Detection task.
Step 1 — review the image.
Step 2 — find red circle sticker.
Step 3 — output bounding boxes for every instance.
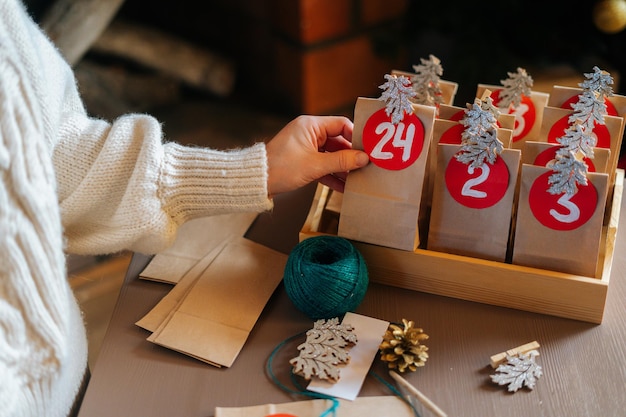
[449,110,465,122]
[547,115,611,149]
[265,415,298,417]
[528,171,598,231]
[362,108,425,170]
[440,123,464,144]
[533,146,597,172]
[561,94,618,116]
[445,154,510,209]
[491,89,536,142]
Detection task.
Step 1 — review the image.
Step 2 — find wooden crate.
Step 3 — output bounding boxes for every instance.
[300,170,624,324]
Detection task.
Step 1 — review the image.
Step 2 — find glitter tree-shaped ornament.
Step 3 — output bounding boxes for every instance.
[411,54,444,109]
[455,93,504,168]
[379,73,417,124]
[548,67,613,196]
[497,67,534,109]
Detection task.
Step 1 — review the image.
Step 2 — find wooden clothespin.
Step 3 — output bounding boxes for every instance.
[480,88,492,102]
[490,341,540,368]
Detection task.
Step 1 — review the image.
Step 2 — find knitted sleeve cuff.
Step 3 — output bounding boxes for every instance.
[159,142,274,223]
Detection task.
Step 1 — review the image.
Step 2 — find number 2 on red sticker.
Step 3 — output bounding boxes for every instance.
[528,171,598,231]
[445,155,509,209]
[362,108,425,170]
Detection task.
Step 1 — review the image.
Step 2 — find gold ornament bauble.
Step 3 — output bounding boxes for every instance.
[593,0,626,34]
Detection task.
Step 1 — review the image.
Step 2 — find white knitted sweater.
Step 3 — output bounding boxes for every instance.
[0,1,273,416]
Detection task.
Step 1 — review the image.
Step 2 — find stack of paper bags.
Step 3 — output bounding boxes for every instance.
[136,213,288,368]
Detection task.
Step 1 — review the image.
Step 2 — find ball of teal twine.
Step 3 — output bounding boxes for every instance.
[283,236,368,320]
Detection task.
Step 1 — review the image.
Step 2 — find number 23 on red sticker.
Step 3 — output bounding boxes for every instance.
[529,171,597,231]
[362,108,425,170]
[445,155,509,209]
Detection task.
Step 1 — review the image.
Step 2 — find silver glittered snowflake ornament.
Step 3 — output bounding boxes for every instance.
[378,73,416,124]
[490,350,543,392]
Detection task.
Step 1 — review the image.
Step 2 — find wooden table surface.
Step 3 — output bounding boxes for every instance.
[78,182,626,417]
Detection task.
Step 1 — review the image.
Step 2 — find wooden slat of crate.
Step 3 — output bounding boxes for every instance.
[300,170,623,324]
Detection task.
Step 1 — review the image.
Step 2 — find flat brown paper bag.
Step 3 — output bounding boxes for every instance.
[139,212,257,284]
[135,241,227,332]
[215,396,416,417]
[148,236,287,368]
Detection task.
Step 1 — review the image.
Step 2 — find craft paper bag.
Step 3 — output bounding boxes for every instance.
[477,84,550,148]
[438,103,516,131]
[338,97,436,251]
[148,236,287,367]
[539,105,624,187]
[215,396,416,417]
[425,119,513,218]
[427,143,521,262]
[522,141,611,175]
[139,212,257,284]
[135,240,228,332]
[548,84,626,118]
[391,69,458,106]
[512,164,609,277]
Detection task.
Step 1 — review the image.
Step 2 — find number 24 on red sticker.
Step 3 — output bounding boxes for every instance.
[362,108,425,170]
[445,156,509,209]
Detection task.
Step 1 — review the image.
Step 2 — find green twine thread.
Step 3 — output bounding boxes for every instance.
[283,236,368,320]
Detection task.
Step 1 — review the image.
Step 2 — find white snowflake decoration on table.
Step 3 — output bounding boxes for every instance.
[548,67,613,196]
[497,67,533,109]
[379,74,416,124]
[490,350,543,392]
[411,54,444,108]
[455,95,503,168]
[289,317,357,382]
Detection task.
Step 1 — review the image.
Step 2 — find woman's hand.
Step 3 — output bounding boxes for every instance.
[266,115,370,196]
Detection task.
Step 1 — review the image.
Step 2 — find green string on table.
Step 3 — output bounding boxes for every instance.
[266,333,421,417]
[265,332,339,417]
[283,236,368,320]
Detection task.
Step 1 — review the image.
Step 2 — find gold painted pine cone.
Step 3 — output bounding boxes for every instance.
[379,318,429,372]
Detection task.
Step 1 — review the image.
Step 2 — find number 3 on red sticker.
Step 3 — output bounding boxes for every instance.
[529,171,597,231]
[362,108,425,170]
[445,155,509,209]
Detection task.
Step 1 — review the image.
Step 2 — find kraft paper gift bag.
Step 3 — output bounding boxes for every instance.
[425,119,514,217]
[215,396,416,417]
[338,97,436,251]
[135,240,228,332]
[438,103,516,131]
[512,164,609,277]
[147,236,287,367]
[522,141,611,174]
[548,84,626,118]
[391,69,458,106]
[139,212,257,284]
[427,143,521,262]
[477,84,550,148]
[539,105,624,186]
